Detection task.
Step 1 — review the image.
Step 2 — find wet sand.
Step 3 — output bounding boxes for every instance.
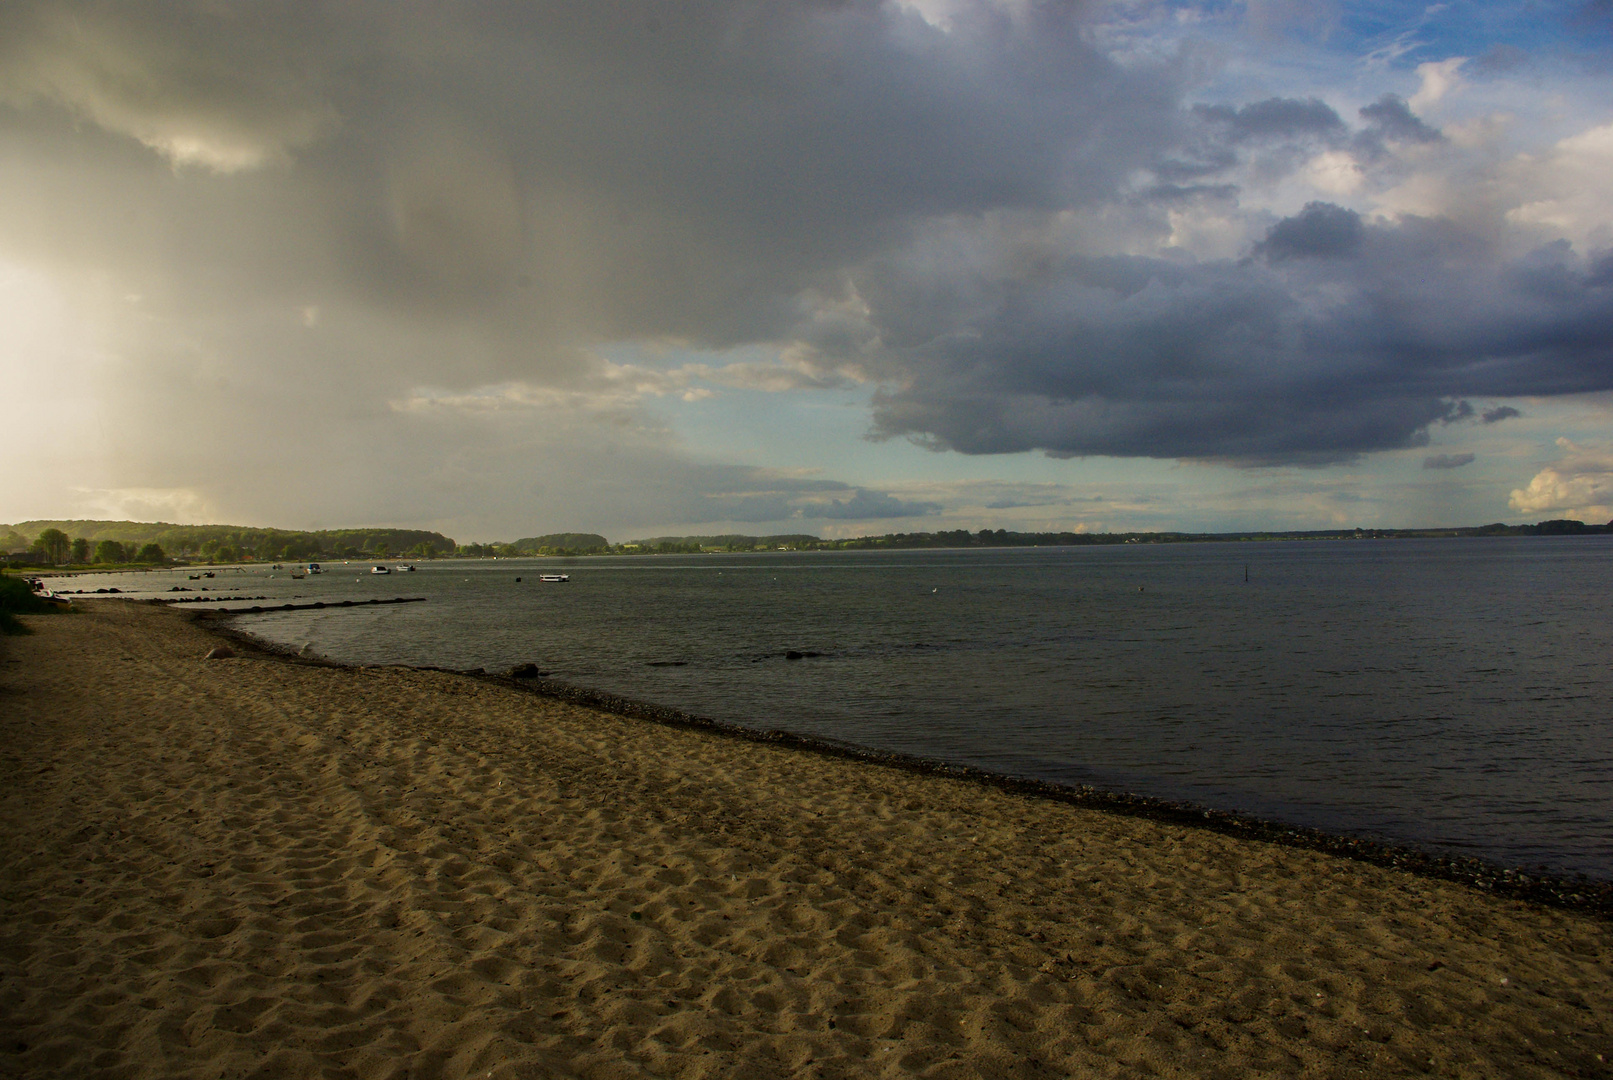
[2,601,1609,1079]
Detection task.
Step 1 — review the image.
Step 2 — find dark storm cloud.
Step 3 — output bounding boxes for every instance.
[1357,95,1443,145]
[1254,202,1364,261]
[1155,96,1345,182]
[854,210,1613,464]
[1349,94,1443,166]
[1423,453,1476,470]
[1193,97,1345,141]
[1482,405,1522,423]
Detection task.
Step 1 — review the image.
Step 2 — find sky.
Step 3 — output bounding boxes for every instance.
[2,1,1611,543]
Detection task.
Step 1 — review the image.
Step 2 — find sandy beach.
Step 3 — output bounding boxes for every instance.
[2,601,1609,1079]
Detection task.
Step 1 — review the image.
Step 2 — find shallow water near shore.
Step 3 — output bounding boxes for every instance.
[77,537,1613,878]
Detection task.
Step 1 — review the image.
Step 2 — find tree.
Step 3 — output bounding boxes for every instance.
[373,541,391,558]
[70,537,91,563]
[93,540,126,564]
[35,528,70,565]
[134,543,167,564]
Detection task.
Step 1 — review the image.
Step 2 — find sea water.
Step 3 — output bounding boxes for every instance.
[78,538,1613,878]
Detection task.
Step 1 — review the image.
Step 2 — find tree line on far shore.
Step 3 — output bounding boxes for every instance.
[2,521,459,568]
[11,528,170,568]
[1,522,622,566]
[6,517,1611,570]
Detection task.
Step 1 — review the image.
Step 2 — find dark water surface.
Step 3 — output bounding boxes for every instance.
[87,538,1613,878]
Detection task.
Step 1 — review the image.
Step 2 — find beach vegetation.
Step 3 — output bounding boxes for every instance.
[0,574,59,634]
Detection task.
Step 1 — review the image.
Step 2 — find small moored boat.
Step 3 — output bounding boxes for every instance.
[28,581,71,607]
[370,565,391,574]
[538,574,570,583]
[396,564,416,572]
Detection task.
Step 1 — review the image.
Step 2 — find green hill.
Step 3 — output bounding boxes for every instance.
[3,520,457,562]
[506,533,610,555]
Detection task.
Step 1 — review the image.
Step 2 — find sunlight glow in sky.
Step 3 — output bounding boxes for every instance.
[2,1,1611,541]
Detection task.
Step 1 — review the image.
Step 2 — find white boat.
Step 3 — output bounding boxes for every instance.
[370,565,391,574]
[28,581,71,607]
[396,564,416,572]
[306,563,324,574]
[538,573,570,582]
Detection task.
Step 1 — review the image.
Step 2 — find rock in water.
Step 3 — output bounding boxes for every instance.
[510,663,541,679]
[204,646,235,660]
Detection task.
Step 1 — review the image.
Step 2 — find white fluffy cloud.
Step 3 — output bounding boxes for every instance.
[1504,124,1613,250]
[1509,438,1613,522]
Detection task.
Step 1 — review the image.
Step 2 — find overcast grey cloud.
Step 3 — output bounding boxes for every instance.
[1,1,1610,536]
[817,488,942,519]
[0,0,1185,388]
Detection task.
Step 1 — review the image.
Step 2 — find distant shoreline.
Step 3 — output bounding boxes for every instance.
[9,520,1613,574]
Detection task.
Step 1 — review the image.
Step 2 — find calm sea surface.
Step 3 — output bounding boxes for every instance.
[80,538,1612,878]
